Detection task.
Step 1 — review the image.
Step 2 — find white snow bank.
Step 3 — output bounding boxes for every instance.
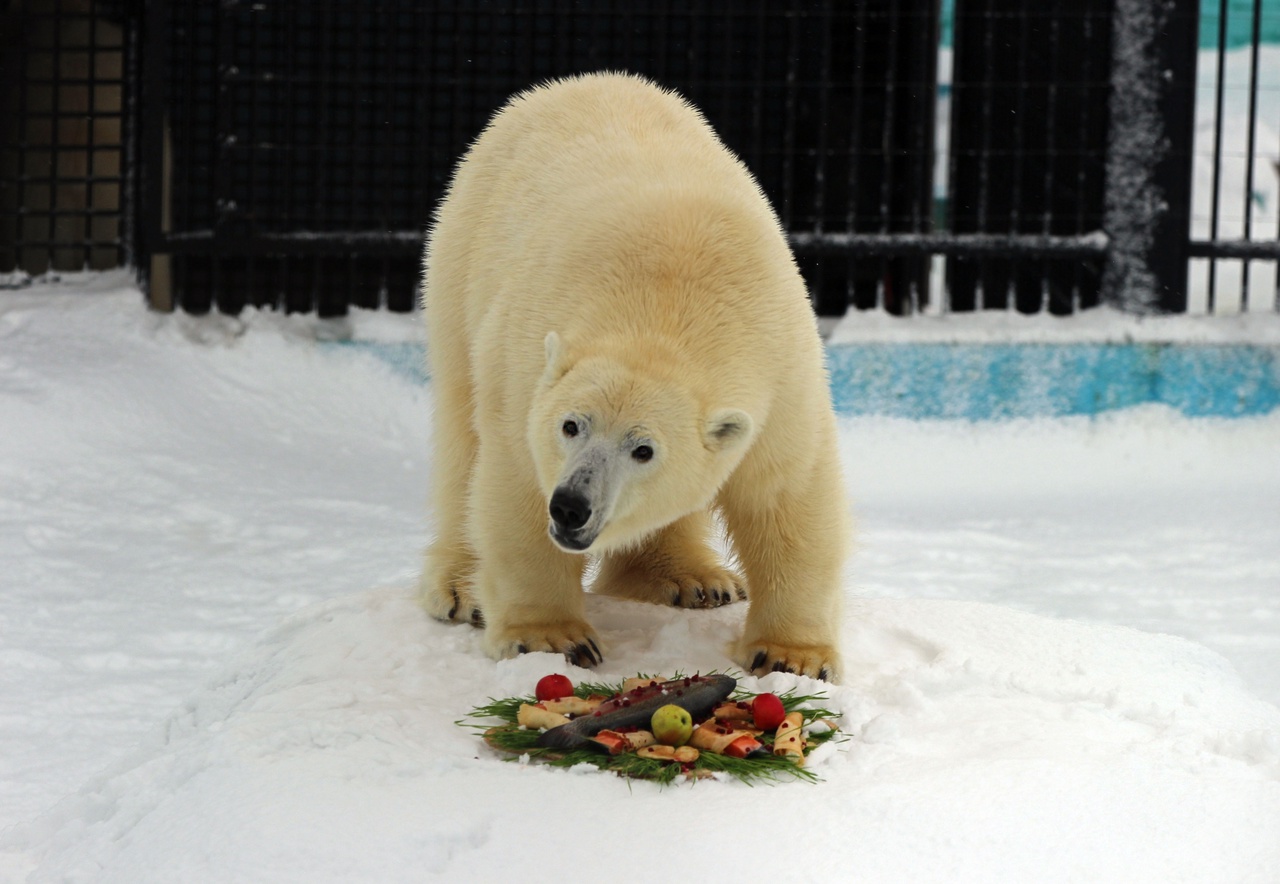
[1,274,1278,880]
[6,588,1279,882]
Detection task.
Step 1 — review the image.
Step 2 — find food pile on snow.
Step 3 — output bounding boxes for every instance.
[466,673,840,784]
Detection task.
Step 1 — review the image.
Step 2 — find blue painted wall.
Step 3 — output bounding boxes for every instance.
[338,340,1280,420]
[826,343,1280,419]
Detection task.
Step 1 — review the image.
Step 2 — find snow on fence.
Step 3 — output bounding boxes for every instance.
[2,0,1279,318]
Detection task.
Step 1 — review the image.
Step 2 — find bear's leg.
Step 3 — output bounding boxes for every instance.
[419,381,482,625]
[468,445,603,667]
[721,446,845,682]
[594,510,746,608]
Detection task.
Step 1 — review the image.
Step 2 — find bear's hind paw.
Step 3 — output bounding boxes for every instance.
[740,641,839,683]
[662,573,747,609]
[595,562,747,610]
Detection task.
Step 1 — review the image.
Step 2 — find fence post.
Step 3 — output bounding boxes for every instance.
[137,0,172,310]
[1101,0,1200,313]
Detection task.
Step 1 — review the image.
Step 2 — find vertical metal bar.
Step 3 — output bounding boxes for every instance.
[138,0,171,304]
[975,0,996,309]
[845,0,867,237]
[907,0,940,312]
[311,1,332,314]
[1008,2,1031,310]
[1240,0,1263,311]
[1071,4,1100,313]
[1207,0,1230,313]
[879,0,900,236]
[931,0,953,314]
[878,0,902,312]
[1009,7,1029,234]
[47,0,64,270]
[812,0,832,237]
[781,4,798,231]
[247,0,264,306]
[807,1,832,312]
[280,3,296,306]
[1040,0,1063,313]
[687,0,702,96]
[212,0,236,311]
[376,4,397,309]
[943,0,964,313]
[84,0,98,269]
[179,1,196,238]
[180,0,202,309]
[750,2,765,180]
[1044,0,1064,242]
[719,0,731,133]
[121,0,139,272]
[14,0,31,273]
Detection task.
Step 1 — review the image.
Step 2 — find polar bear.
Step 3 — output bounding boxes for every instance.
[419,73,848,680]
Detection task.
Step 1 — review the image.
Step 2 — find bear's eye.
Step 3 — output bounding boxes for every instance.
[631,445,653,463]
[562,420,579,438]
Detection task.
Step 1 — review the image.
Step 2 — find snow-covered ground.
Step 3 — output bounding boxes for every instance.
[1,273,1278,881]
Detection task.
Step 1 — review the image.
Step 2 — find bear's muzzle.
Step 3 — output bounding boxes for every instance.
[549,488,594,551]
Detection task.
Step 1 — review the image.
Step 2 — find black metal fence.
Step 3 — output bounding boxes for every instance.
[3,0,1279,317]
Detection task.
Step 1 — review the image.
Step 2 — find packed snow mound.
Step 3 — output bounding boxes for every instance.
[12,588,1280,883]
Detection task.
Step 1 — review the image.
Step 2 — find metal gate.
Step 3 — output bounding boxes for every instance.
[3,0,1279,317]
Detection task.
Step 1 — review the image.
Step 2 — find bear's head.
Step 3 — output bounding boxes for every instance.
[530,332,754,554]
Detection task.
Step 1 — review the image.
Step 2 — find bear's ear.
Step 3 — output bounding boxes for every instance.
[704,408,753,452]
[543,331,572,382]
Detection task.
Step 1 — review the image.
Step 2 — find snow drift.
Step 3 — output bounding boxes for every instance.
[10,587,1280,882]
[1,274,1278,881]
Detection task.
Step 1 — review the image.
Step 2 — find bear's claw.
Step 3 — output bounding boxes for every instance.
[742,642,839,683]
[438,592,483,628]
[489,623,604,668]
[664,575,745,609]
[594,553,746,610]
[422,579,484,627]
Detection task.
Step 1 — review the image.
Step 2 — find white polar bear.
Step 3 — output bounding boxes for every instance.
[419,72,848,680]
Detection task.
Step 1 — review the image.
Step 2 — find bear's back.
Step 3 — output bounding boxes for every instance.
[427,72,819,424]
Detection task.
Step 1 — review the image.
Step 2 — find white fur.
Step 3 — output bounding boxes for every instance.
[419,73,849,680]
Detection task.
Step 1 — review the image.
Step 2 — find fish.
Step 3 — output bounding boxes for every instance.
[536,673,737,751]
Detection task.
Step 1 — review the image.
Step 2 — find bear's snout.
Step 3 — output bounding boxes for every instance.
[549,488,592,533]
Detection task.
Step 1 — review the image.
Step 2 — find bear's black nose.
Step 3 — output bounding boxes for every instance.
[549,489,592,532]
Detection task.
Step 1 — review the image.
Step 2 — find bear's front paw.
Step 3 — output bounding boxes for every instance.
[486,621,604,668]
[420,578,484,628]
[739,640,839,683]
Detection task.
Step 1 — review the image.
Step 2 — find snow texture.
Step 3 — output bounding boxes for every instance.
[1,273,1278,881]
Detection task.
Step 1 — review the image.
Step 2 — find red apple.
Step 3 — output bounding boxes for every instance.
[751,692,786,730]
[535,674,574,701]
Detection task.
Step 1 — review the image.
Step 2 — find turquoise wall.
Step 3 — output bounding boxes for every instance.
[826,343,1280,419]
[340,340,1280,420]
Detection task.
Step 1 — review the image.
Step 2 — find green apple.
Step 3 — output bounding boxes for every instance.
[650,704,694,746]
